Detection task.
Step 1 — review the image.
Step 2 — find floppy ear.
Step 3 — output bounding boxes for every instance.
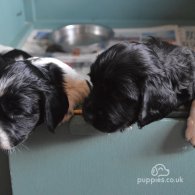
[44,91,69,132]
[42,63,69,132]
[137,77,177,127]
[2,49,31,61]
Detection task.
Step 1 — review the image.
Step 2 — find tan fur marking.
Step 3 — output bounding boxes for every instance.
[62,77,90,122]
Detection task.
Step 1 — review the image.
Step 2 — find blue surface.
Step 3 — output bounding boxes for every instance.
[9,117,195,195]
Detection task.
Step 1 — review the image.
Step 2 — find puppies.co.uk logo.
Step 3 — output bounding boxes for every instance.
[137,164,184,185]
[151,164,170,177]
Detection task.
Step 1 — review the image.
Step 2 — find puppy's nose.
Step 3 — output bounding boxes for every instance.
[87,112,94,121]
[84,111,94,123]
[83,98,94,122]
[83,105,94,123]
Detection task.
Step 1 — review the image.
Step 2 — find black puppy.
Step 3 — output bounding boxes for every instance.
[0,50,90,150]
[83,38,195,135]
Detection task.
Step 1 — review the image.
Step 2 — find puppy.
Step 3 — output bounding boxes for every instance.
[83,38,195,145]
[0,50,90,150]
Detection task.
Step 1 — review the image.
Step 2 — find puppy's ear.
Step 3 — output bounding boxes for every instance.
[137,77,177,127]
[44,91,69,132]
[3,49,31,61]
[42,63,69,132]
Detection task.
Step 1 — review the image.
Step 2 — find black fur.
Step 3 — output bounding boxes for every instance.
[0,49,31,63]
[83,38,195,132]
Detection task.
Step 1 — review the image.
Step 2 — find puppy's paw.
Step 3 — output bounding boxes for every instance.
[185,117,195,146]
[185,100,195,146]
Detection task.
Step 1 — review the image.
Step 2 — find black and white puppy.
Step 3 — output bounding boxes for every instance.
[83,38,195,141]
[0,50,90,150]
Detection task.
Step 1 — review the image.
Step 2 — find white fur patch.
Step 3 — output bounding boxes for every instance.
[0,127,11,150]
[29,57,81,79]
[15,55,26,61]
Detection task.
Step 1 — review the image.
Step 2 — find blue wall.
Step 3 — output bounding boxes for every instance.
[0,0,31,46]
[1,0,195,45]
[24,0,195,28]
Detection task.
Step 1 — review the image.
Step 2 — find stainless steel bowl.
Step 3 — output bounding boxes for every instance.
[50,24,114,52]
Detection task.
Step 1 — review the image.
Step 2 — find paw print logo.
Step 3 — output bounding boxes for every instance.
[151,164,170,177]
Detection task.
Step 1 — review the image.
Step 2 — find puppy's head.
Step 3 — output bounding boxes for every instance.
[83,43,143,132]
[83,41,178,132]
[0,58,69,150]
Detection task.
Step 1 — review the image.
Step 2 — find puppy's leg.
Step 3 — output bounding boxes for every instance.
[185,100,195,146]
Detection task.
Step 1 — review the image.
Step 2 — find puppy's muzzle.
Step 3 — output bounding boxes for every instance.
[83,100,94,124]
